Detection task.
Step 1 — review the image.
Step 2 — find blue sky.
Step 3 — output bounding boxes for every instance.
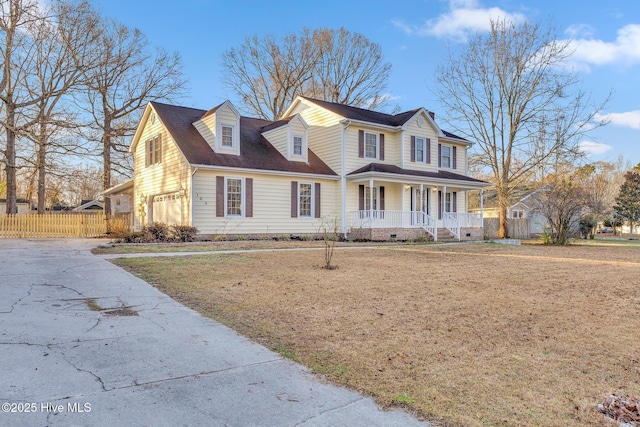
[94,0,640,166]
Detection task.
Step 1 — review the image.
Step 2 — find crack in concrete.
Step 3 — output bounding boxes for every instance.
[36,283,85,298]
[292,397,367,426]
[0,284,34,314]
[54,347,107,392]
[106,357,284,392]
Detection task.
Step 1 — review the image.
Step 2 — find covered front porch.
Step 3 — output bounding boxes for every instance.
[345,166,488,241]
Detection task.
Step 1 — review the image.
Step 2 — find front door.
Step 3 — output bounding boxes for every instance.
[411,187,429,224]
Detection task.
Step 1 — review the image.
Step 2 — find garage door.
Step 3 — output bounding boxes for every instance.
[151,193,181,225]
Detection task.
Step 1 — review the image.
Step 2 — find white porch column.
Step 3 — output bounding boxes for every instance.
[369,178,374,227]
[480,188,484,223]
[419,183,424,213]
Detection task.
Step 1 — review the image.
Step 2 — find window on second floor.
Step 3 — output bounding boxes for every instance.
[438,144,458,169]
[221,125,234,147]
[441,145,451,168]
[416,137,425,163]
[293,135,304,156]
[145,135,162,167]
[365,132,377,159]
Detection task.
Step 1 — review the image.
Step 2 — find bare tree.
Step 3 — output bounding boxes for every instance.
[0,0,41,213]
[83,17,186,220]
[534,175,587,245]
[222,27,392,120]
[435,18,608,238]
[20,0,99,213]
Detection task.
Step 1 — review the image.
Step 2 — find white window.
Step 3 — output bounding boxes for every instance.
[416,137,425,163]
[512,210,524,219]
[145,135,162,167]
[221,125,234,147]
[293,135,303,156]
[225,178,243,216]
[441,145,451,168]
[299,182,313,217]
[365,132,378,159]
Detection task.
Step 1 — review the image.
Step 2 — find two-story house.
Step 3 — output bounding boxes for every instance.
[114,96,489,241]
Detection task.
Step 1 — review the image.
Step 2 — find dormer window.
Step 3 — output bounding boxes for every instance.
[293,135,303,156]
[221,125,234,147]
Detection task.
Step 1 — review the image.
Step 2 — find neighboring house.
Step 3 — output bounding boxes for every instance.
[74,199,104,212]
[470,187,547,234]
[102,180,134,216]
[0,198,30,214]
[128,96,490,241]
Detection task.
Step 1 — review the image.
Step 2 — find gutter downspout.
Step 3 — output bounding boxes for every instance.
[190,167,198,226]
[340,120,351,237]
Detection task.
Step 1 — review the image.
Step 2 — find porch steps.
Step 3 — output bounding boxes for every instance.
[436,228,458,242]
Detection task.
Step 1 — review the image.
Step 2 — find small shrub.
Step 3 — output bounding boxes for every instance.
[540,228,553,245]
[415,235,427,243]
[172,225,198,242]
[144,222,171,242]
[214,234,227,241]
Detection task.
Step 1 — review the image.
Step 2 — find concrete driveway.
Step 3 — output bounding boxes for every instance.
[0,239,426,426]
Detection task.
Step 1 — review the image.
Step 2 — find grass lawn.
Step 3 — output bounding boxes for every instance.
[111,242,640,426]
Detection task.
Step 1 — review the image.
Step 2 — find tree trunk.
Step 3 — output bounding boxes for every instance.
[37,122,47,214]
[497,187,509,239]
[102,118,112,230]
[4,104,18,214]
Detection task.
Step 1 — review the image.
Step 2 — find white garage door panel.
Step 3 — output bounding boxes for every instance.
[152,194,181,225]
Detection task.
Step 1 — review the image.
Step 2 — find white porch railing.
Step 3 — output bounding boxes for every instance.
[443,212,460,240]
[350,210,483,241]
[350,210,438,240]
[449,212,483,228]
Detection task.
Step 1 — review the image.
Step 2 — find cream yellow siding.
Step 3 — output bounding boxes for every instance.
[192,169,340,235]
[262,126,288,158]
[133,107,191,229]
[344,126,400,174]
[403,112,439,172]
[291,101,343,173]
[193,114,216,147]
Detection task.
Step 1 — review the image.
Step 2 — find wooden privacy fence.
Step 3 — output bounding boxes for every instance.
[483,218,531,239]
[0,213,107,238]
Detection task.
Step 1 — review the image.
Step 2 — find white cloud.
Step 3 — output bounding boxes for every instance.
[566,24,640,69]
[392,0,526,41]
[596,110,640,130]
[578,141,613,156]
[565,24,595,39]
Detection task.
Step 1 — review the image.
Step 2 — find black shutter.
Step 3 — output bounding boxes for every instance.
[245,178,253,217]
[426,138,431,163]
[216,176,224,217]
[291,181,298,218]
[410,136,416,162]
[314,183,321,218]
[453,191,457,213]
[358,130,364,158]
[438,191,442,219]
[379,133,385,160]
[359,185,365,210]
[438,144,442,167]
[452,146,457,169]
[379,186,385,210]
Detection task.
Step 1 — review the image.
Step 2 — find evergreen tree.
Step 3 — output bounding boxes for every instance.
[613,164,640,238]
